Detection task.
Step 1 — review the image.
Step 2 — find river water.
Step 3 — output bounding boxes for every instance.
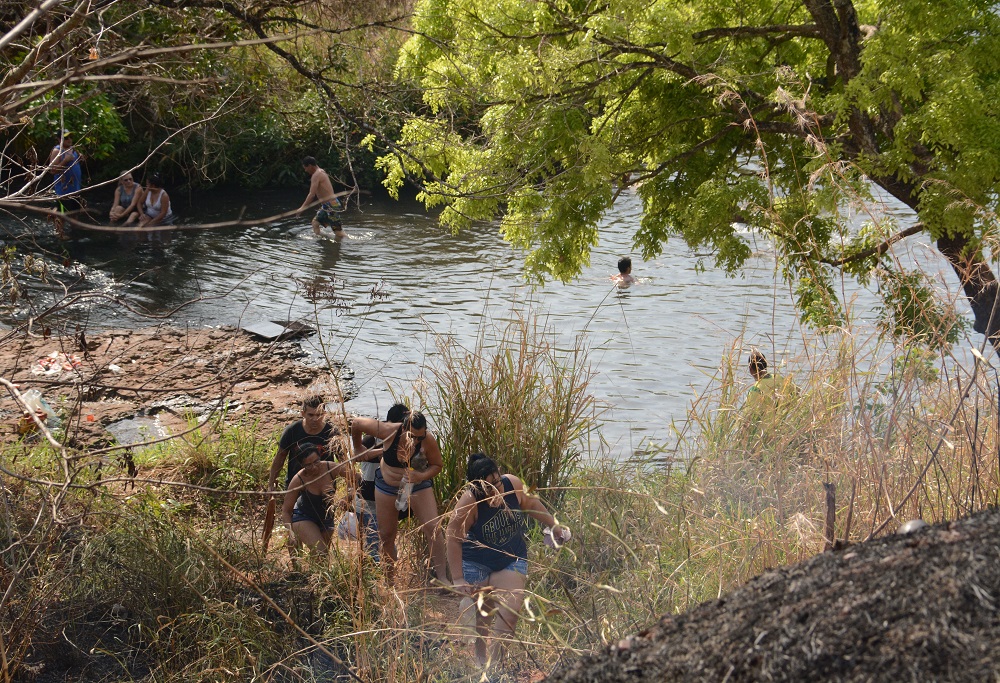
[1,186,973,457]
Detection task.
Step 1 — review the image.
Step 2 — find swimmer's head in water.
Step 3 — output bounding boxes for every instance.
[618,256,632,275]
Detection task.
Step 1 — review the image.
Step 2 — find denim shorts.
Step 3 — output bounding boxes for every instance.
[374,467,433,497]
[291,506,336,530]
[462,557,528,584]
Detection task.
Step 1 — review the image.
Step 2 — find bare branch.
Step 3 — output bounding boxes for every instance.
[819,223,925,267]
[693,24,822,43]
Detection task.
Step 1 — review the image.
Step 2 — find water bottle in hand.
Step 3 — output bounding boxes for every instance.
[395,474,414,511]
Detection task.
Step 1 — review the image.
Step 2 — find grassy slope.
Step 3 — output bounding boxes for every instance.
[3,324,999,682]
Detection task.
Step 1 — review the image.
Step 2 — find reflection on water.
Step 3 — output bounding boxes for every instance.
[1,187,969,457]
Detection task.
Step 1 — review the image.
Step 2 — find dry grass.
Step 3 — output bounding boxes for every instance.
[5,319,1000,681]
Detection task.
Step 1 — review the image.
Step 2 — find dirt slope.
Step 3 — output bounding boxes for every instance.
[547,509,1000,683]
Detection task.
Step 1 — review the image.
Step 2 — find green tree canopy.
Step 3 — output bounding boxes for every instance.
[380,0,1000,349]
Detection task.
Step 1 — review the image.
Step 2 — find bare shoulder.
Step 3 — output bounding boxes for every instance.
[452,489,480,523]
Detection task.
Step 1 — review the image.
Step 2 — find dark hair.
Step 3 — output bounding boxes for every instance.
[302,156,318,167]
[618,257,632,274]
[302,395,325,410]
[386,402,409,423]
[748,350,768,375]
[300,445,322,463]
[146,172,163,188]
[466,452,500,500]
[402,410,427,431]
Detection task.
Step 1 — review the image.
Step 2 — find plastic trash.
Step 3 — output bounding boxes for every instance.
[337,512,358,540]
[17,389,59,434]
[24,389,58,422]
[395,479,413,511]
[543,525,572,549]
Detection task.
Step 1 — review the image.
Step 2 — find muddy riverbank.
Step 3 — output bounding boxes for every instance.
[0,325,357,447]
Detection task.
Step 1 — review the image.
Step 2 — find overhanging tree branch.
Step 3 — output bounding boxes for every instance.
[693,24,823,42]
[818,223,924,267]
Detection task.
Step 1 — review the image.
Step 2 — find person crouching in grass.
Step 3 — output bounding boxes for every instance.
[281,446,355,555]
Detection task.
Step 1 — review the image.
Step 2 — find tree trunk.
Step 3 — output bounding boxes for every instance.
[937,233,1000,350]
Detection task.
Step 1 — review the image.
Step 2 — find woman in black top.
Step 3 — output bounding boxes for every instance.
[281,446,354,553]
[447,453,570,668]
[350,410,448,583]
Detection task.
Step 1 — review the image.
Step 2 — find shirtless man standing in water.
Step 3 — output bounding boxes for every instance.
[297,156,345,238]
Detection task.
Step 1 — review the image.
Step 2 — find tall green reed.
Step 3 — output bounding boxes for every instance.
[415,310,601,504]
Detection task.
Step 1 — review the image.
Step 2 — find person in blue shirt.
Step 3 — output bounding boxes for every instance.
[447,453,570,669]
[46,132,83,236]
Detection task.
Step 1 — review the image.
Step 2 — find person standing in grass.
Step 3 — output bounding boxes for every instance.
[350,402,411,562]
[281,446,355,553]
[447,452,571,670]
[269,395,340,493]
[351,409,448,584]
[744,349,799,414]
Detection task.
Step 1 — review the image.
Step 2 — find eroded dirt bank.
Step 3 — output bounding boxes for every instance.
[0,326,354,446]
[546,508,1000,682]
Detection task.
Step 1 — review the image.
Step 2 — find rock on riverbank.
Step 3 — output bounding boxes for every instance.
[0,326,356,447]
[546,508,1000,682]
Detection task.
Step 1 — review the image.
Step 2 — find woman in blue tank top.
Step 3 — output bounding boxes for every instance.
[280,446,354,554]
[447,453,571,669]
[109,170,142,224]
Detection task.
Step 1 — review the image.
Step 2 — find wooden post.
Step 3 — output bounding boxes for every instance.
[823,482,836,551]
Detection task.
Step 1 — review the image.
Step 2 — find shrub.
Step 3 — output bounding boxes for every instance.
[415,309,600,505]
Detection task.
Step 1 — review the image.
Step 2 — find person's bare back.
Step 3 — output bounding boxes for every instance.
[309,167,335,205]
